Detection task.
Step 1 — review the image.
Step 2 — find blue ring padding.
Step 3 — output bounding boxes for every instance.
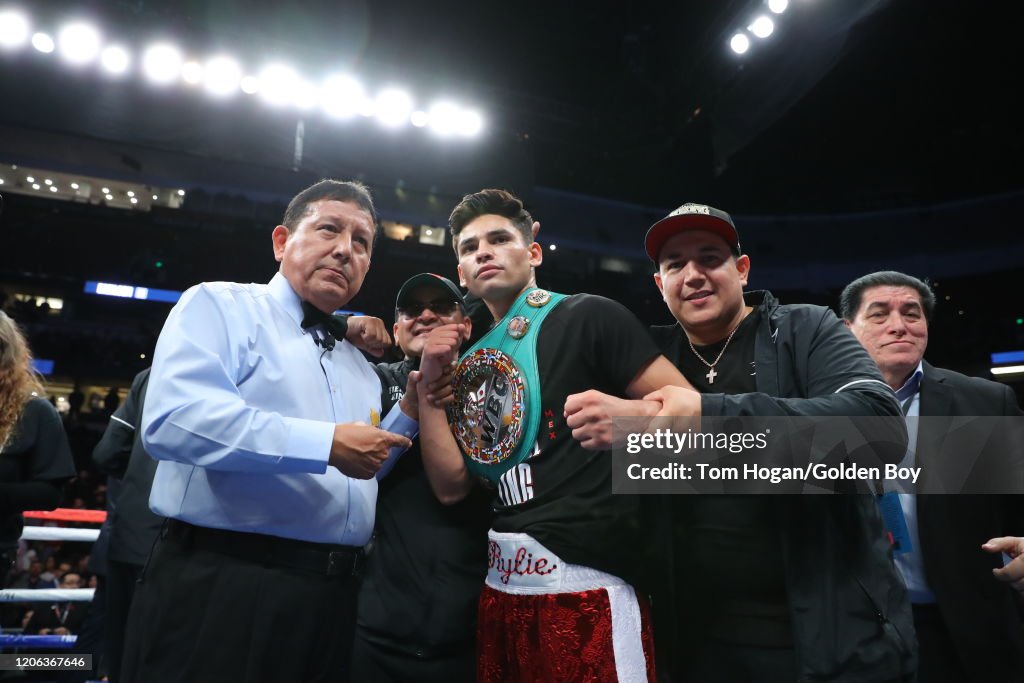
[0,634,77,647]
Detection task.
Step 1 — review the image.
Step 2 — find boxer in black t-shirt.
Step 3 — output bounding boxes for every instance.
[416,189,696,683]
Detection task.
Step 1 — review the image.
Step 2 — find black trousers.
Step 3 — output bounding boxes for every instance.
[683,640,798,683]
[121,528,360,683]
[350,628,475,683]
[105,559,142,683]
[913,604,970,683]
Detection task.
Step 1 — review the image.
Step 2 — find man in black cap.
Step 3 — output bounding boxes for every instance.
[352,273,491,683]
[572,203,915,682]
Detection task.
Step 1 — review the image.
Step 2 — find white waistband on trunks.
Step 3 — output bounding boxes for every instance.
[485,529,629,595]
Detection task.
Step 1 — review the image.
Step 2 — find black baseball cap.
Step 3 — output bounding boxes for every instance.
[644,203,741,262]
[394,273,465,313]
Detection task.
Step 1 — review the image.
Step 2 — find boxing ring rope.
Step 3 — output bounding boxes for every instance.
[23,509,107,524]
[0,589,96,603]
[1,508,108,651]
[0,634,78,648]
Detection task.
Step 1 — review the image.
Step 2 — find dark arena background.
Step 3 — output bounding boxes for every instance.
[1,0,1022,681]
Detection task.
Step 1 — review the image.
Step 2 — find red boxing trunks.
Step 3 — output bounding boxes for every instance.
[477,530,656,683]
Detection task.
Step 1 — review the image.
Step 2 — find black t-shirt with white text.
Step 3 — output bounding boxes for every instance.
[655,309,792,647]
[488,294,661,588]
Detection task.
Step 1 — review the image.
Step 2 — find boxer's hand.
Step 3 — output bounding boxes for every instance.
[419,324,464,384]
[564,390,660,450]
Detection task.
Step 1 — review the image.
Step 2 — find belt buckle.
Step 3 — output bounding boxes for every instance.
[327,550,354,577]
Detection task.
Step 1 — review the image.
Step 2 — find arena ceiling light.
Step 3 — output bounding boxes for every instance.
[0,9,29,49]
[181,60,204,85]
[142,43,182,84]
[204,55,241,96]
[458,110,483,137]
[427,101,462,136]
[100,45,129,74]
[730,33,751,54]
[375,88,413,127]
[749,16,775,39]
[728,0,805,55]
[0,9,488,138]
[57,22,101,65]
[31,32,54,53]
[239,75,259,95]
[321,74,365,119]
[293,79,320,110]
[258,63,304,106]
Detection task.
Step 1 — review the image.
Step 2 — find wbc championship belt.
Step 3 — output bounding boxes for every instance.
[447,287,567,483]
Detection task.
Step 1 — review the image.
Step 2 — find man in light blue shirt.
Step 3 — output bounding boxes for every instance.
[121,179,416,683]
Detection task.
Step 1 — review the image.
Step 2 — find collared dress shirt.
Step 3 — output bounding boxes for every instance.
[890,360,938,603]
[142,272,417,546]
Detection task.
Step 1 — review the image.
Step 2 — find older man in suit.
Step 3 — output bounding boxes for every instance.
[842,270,1024,683]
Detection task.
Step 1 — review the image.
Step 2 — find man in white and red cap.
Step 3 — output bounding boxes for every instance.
[574,202,916,682]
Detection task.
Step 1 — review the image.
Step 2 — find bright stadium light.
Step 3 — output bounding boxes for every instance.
[31,32,54,53]
[730,32,751,54]
[768,0,789,14]
[181,60,203,85]
[410,110,428,127]
[100,45,130,74]
[749,16,775,39]
[374,88,413,127]
[321,74,364,118]
[142,43,182,84]
[204,55,241,96]
[58,22,101,64]
[258,64,301,106]
[427,101,461,136]
[0,10,29,50]
[239,75,259,94]
[458,109,483,137]
[293,79,319,110]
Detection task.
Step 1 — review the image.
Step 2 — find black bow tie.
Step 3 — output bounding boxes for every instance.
[300,302,349,350]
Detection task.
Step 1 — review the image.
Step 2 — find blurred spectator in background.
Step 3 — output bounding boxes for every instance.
[0,310,75,580]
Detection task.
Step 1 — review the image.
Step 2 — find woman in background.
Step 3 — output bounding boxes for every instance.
[0,310,75,581]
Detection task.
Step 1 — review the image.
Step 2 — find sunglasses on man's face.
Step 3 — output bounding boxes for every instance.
[398,299,460,318]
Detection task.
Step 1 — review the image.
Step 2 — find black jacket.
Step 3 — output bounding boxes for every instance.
[92,368,163,567]
[650,291,915,683]
[913,362,1024,679]
[357,359,491,655]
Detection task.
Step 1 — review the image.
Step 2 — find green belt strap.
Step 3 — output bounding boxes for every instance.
[450,287,567,483]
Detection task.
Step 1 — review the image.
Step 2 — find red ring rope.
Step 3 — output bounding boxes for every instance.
[23,509,107,524]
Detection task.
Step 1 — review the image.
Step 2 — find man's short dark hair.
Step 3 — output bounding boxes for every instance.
[448,189,534,253]
[839,271,936,322]
[282,179,380,243]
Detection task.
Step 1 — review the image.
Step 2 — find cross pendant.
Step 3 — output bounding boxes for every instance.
[706,367,717,384]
